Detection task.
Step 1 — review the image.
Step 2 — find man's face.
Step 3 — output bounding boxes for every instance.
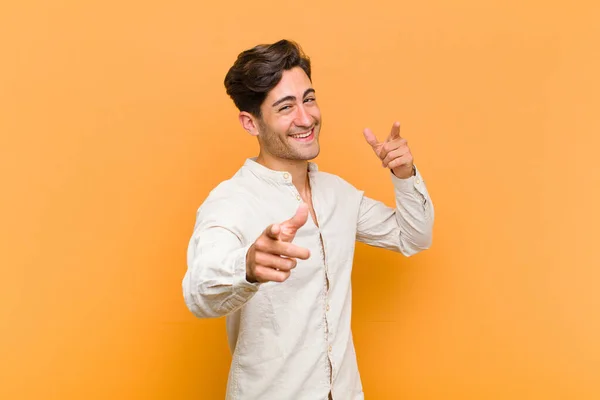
[255,67,322,161]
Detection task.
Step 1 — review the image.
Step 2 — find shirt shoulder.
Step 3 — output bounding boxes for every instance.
[198,174,255,215]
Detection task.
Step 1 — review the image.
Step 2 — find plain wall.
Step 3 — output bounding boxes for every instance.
[1,0,599,398]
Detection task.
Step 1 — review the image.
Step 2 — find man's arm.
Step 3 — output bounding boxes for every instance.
[356,166,434,256]
[183,221,259,319]
[183,201,310,318]
[357,121,434,256]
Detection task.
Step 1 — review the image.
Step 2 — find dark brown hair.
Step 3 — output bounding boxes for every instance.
[224,39,311,118]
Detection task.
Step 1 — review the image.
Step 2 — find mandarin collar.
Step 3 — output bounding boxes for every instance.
[242,157,319,184]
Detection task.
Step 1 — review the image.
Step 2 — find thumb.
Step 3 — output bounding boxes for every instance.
[362,128,379,148]
[285,202,309,230]
[279,203,309,242]
[388,121,401,141]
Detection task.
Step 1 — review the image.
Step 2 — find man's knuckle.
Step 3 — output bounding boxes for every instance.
[255,252,267,265]
[255,238,266,250]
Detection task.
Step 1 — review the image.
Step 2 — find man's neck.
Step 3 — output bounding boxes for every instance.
[256,152,310,195]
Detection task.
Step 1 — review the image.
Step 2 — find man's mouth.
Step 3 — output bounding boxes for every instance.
[289,128,315,142]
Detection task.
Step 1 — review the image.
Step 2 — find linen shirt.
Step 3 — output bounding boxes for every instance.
[183,158,434,399]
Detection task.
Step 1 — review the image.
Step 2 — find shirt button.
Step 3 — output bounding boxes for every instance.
[326,304,330,312]
[283,173,290,179]
[415,178,421,184]
[328,345,332,353]
[296,195,301,201]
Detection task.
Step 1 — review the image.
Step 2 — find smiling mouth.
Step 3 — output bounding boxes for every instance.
[289,127,315,141]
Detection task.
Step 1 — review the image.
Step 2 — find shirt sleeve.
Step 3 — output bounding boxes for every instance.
[182,199,260,319]
[356,165,434,257]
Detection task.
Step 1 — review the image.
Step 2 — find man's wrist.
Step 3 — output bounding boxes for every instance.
[246,273,257,284]
[245,247,257,283]
[391,164,416,179]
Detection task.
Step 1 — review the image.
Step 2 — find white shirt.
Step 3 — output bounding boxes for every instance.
[183,158,434,399]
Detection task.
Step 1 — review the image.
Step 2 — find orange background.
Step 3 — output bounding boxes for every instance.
[1,0,599,399]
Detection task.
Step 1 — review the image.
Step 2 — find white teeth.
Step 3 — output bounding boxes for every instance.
[291,131,312,139]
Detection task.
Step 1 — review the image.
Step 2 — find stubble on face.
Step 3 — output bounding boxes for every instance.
[256,117,321,161]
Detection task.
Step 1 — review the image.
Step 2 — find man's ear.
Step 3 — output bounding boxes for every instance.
[239,112,260,137]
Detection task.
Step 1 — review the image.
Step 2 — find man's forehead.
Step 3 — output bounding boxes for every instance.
[266,68,313,99]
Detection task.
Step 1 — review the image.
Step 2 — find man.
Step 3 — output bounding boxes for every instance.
[182,39,434,399]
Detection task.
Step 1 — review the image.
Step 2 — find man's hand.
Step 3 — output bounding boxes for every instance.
[363,121,415,179]
[246,203,311,283]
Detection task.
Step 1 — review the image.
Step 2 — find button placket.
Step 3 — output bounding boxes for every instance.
[308,175,334,386]
[284,175,302,202]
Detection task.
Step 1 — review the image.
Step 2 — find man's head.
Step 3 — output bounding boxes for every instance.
[224,40,322,162]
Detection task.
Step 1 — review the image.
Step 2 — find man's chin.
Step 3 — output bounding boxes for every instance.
[300,148,320,161]
[310,147,320,159]
[284,147,320,162]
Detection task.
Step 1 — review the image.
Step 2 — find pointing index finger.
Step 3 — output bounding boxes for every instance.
[276,242,311,260]
[363,128,379,148]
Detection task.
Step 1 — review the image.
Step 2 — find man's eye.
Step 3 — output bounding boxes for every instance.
[304,97,316,103]
[279,105,291,111]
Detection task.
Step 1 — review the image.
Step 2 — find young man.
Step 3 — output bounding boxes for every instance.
[183,40,434,399]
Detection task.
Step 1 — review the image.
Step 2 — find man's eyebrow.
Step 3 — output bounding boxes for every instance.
[272,96,295,108]
[271,89,316,108]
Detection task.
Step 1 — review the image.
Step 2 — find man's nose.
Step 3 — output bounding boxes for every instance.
[294,104,312,128]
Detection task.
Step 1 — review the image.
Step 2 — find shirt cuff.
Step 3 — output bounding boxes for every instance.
[233,244,261,299]
[390,165,427,195]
